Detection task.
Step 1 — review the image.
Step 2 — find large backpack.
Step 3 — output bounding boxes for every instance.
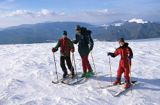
[80,27,92,45]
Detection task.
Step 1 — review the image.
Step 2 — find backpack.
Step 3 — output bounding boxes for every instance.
[80,27,92,45]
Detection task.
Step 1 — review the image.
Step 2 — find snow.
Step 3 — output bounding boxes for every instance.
[101,24,109,29]
[0,40,160,105]
[113,23,123,26]
[128,18,148,24]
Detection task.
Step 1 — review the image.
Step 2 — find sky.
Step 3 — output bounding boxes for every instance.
[0,0,160,28]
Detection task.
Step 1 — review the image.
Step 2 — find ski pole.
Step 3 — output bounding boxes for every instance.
[128,59,133,95]
[90,51,100,87]
[53,52,59,82]
[108,56,113,84]
[72,53,78,78]
[91,52,97,75]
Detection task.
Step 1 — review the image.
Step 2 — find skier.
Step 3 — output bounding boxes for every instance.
[108,38,133,88]
[52,30,75,79]
[73,25,94,78]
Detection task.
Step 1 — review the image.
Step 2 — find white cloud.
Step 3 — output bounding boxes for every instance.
[5,9,64,17]
[37,9,56,17]
[2,8,111,20]
[0,8,124,27]
[7,10,34,17]
[82,9,113,17]
[69,9,115,24]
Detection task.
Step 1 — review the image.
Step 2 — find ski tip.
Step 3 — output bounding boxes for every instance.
[52,81,59,84]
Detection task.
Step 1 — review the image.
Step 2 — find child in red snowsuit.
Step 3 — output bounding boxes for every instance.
[108,38,133,88]
[52,31,75,78]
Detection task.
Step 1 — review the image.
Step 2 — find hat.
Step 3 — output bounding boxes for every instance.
[76,25,81,30]
[87,30,92,34]
[63,30,67,36]
[118,38,125,42]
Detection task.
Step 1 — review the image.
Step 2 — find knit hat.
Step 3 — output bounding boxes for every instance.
[118,38,125,42]
[63,30,67,36]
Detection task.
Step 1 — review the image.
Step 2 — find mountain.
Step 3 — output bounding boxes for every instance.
[98,19,160,41]
[0,22,93,44]
[0,19,160,44]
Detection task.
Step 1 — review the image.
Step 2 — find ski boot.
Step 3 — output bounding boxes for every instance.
[85,70,94,78]
[81,72,87,78]
[70,71,75,79]
[88,69,94,75]
[69,68,75,78]
[124,81,131,89]
[113,78,121,85]
[63,72,68,79]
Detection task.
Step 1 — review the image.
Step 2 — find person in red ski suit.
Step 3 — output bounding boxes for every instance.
[52,31,75,78]
[108,38,133,88]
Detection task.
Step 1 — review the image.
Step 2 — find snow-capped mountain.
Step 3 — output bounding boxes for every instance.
[100,24,109,30]
[98,19,160,41]
[0,40,160,105]
[128,18,148,24]
[110,20,126,27]
[107,18,148,27]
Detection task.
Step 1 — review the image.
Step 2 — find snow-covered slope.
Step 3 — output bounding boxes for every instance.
[0,40,160,105]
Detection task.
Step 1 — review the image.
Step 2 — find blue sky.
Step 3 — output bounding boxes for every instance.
[0,0,160,27]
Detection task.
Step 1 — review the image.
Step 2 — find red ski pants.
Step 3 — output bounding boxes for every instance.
[81,55,92,72]
[117,65,130,82]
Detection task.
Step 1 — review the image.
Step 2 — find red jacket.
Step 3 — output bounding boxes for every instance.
[114,43,133,68]
[53,36,74,56]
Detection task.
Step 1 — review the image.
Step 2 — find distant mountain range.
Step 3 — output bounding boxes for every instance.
[0,19,160,44]
[97,19,160,41]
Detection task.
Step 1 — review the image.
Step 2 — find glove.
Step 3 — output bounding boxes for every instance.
[107,52,115,57]
[71,49,74,53]
[107,52,112,56]
[89,47,93,52]
[52,48,56,52]
[128,56,132,60]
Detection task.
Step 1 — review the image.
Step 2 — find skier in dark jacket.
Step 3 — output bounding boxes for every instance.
[73,25,94,77]
[108,38,133,88]
[52,31,75,78]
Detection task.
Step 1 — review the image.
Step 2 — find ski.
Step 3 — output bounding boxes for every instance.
[100,81,137,89]
[52,78,68,84]
[52,81,59,84]
[61,77,88,85]
[109,81,138,97]
[52,73,84,85]
[60,72,96,85]
[52,75,73,84]
[114,88,127,97]
[69,77,88,85]
[52,72,95,85]
[99,84,120,89]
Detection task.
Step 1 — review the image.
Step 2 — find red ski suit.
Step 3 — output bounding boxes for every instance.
[113,44,133,82]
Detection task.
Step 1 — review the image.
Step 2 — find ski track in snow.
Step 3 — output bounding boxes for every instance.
[0,40,160,105]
